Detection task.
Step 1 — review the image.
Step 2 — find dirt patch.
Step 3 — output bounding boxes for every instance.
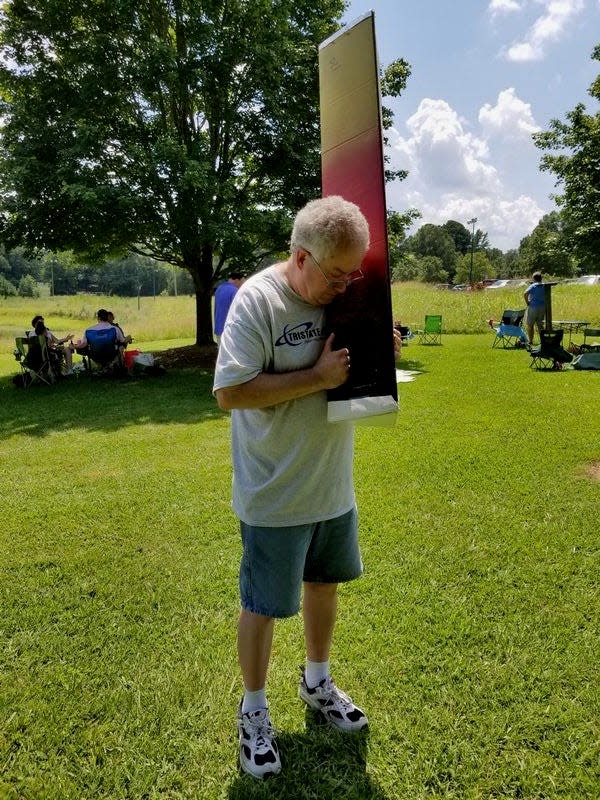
[152,344,217,370]
[579,461,600,482]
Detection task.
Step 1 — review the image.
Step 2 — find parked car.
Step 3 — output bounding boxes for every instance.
[575,275,600,285]
[486,278,528,289]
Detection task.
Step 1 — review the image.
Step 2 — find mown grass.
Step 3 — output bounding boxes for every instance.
[0,296,599,799]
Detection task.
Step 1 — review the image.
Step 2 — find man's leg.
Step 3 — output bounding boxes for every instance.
[526,311,534,345]
[303,581,337,662]
[300,581,368,731]
[237,608,280,779]
[238,608,274,692]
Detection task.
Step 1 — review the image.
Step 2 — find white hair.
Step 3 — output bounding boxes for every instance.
[290,195,370,261]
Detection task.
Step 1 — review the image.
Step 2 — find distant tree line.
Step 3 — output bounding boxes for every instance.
[388,207,591,286]
[0,248,194,298]
[0,203,587,297]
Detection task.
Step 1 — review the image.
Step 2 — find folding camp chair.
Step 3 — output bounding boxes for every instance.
[417,315,442,345]
[14,336,57,387]
[529,329,573,370]
[79,327,124,376]
[581,328,600,353]
[491,309,528,349]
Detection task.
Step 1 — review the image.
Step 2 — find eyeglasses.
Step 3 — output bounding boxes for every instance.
[305,250,364,289]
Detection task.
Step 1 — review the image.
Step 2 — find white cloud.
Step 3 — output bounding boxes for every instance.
[505,0,585,62]
[400,99,500,195]
[489,0,522,15]
[386,98,549,250]
[479,88,540,138]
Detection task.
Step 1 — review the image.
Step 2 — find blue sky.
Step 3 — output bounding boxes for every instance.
[341,0,600,250]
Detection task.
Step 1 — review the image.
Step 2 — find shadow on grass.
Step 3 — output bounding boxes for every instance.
[396,355,428,373]
[0,367,227,440]
[227,712,390,800]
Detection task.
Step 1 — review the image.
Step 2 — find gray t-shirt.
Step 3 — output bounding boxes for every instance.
[213,265,355,527]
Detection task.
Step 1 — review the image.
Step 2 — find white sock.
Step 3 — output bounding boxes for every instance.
[242,688,267,714]
[305,659,330,689]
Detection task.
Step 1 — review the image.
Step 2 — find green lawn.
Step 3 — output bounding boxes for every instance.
[1,318,599,798]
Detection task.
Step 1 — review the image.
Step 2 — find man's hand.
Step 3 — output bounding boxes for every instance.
[312,333,350,390]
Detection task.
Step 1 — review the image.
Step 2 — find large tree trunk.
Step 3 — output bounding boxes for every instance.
[187,244,217,347]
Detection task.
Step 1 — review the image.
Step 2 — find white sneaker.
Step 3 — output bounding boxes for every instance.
[237,703,281,779]
[299,668,368,732]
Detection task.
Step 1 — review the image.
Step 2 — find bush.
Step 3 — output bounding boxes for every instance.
[0,274,17,296]
[18,274,40,297]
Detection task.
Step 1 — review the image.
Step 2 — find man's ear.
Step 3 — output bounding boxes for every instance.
[296,248,308,270]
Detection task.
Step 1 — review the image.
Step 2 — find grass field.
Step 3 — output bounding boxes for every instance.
[1,290,599,799]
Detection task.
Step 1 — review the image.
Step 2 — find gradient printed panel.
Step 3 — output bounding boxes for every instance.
[319,13,397,423]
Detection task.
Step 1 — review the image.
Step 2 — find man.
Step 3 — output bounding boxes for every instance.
[76,308,127,348]
[213,196,374,780]
[213,272,244,341]
[524,271,545,345]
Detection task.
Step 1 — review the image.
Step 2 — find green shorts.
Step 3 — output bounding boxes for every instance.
[239,507,362,618]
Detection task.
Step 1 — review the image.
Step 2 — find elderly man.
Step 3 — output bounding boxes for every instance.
[214,196,375,779]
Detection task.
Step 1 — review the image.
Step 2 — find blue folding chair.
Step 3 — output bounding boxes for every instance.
[492,309,528,349]
[79,327,123,375]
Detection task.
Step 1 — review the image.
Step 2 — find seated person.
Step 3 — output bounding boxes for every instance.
[107,311,133,346]
[74,309,128,370]
[29,314,74,374]
[75,308,127,350]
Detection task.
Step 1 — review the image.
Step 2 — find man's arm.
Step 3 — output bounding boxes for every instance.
[215,333,349,410]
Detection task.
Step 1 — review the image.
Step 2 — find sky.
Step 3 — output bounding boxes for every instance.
[341,0,600,251]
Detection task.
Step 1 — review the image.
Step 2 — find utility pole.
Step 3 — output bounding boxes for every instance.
[467,217,477,286]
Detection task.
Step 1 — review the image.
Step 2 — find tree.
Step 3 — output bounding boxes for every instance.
[406,224,457,281]
[454,251,494,285]
[0,273,16,296]
[387,208,421,276]
[442,220,471,255]
[518,211,573,277]
[416,255,447,284]
[18,274,39,297]
[0,0,348,344]
[534,44,600,271]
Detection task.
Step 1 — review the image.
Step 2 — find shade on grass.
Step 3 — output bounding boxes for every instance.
[0,334,598,799]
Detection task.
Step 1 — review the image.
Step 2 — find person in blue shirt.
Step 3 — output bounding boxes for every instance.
[214,272,244,342]
[524,271,546,345]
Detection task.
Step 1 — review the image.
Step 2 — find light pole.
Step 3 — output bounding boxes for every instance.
[467,217,477,286]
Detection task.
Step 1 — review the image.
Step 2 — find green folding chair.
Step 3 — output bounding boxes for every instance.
[418,315,442,345]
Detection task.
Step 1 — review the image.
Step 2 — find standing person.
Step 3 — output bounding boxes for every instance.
[213,272,244,342]
[213,196,374,780]
[524,271,546,345]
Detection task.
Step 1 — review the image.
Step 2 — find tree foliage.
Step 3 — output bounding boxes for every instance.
[454,251,494,285]
[406,223,457,280]
[0,0,351,343]
[442,220,471,255]
[534,44,600,272]
[518,211,573,277]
